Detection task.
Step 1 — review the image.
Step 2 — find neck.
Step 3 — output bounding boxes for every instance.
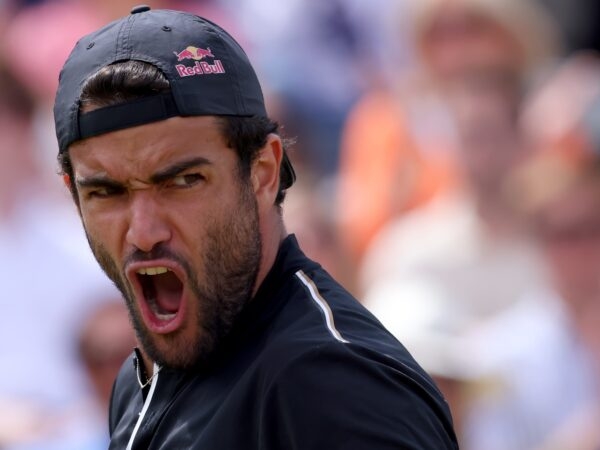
[253,214,287,298]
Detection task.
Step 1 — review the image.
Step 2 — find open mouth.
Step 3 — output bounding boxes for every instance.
[136,266,184,325]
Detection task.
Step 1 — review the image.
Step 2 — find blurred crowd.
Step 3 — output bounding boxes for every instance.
[1,0,600,449]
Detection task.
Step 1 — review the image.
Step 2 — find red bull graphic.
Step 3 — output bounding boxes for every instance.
[173,45,225,77]
[173,46,214,61]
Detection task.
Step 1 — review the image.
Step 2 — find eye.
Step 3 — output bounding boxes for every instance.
[85,185,125,199]
[171,173,204,187]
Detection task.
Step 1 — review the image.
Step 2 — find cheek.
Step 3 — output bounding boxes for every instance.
[80,206,126,257]
[82,209,111,240]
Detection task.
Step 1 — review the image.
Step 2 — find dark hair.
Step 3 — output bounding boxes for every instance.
[59,60,291,205]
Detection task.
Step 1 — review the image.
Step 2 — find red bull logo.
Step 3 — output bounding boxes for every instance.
[176,60,225,77]
[173,45,225,77]
[173,46,214,61]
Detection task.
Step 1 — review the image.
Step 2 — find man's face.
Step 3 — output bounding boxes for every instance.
[69,116,262,370]
[421,4,522,89]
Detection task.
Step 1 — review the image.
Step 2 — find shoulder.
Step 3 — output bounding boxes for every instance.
[254,337,457,449]
[251,269,457,448]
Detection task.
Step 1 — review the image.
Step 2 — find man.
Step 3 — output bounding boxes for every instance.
[53,6,458,449]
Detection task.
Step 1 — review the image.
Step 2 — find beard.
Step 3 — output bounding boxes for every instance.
[85,180,262,370]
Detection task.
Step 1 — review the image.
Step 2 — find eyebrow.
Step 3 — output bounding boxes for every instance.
[149,156,211,185]
[75,175,124,191]
[75,156,212,189]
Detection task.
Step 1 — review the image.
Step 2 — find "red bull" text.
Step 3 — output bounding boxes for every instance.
[176,60,226,77]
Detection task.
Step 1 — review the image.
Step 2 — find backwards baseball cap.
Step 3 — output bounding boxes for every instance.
[54,5,295,189]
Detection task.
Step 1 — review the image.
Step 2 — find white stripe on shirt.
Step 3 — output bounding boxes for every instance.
[295,270,349,344]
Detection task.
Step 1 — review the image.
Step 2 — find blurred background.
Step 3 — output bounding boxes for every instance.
[1,0,599,448]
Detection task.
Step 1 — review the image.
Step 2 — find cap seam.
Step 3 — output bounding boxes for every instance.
[117,13,136,59]
[210,26,245,114]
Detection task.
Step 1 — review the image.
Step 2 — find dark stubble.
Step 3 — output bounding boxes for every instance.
[84,179,262,370]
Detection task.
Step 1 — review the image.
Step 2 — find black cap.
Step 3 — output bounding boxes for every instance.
[54,7,295,188]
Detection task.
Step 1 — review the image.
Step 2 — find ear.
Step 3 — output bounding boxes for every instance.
[251,134,283,208]
[62,173,71,189]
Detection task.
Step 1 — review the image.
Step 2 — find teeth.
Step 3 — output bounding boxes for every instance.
[156,312,177,321]
[137,267,169,276]
[147,297,177,320]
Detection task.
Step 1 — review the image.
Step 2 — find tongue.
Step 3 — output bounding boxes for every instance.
[153,271,183,313]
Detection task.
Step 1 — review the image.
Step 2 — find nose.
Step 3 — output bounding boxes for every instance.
[125,192,171,253]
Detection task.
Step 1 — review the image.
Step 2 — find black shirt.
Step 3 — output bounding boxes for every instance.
[109,235,459,449]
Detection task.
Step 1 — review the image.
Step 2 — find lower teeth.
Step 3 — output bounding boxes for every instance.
[156,312,176,321]
[148,298,177,320]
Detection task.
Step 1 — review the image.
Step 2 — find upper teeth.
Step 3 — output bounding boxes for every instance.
[137,267,169,276]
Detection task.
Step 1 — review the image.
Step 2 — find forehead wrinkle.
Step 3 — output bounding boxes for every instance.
[129,177,153,190]
[73,140,172,181]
